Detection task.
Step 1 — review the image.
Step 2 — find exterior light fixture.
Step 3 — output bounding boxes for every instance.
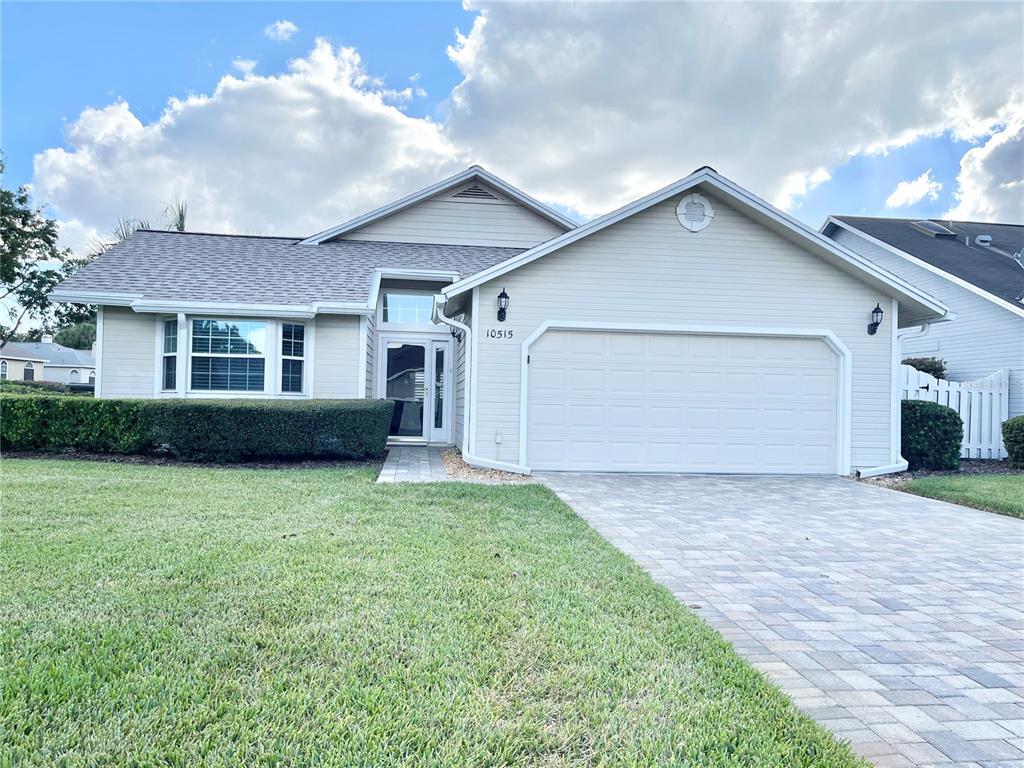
[450,325,463,342]
[867,303,884,335]
[497,288,510,322]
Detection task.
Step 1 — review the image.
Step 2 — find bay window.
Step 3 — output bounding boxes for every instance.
[190,319,266,392]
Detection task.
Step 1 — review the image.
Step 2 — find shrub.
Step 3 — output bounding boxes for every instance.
[148,399,393,462]
[0,395,153,453]
[1003,416,1024,469]
[901,400,962,471]
[0,379,75,395]
[0,396,394,462]
[902,357,946,380]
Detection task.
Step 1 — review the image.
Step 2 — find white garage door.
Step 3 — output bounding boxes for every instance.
[526,330,838,474]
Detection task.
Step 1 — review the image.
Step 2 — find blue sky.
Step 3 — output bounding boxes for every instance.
[2,1,1020,246]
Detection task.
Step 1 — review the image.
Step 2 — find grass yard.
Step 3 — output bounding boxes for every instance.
[902,473,1024,518]
[1,459,864,767]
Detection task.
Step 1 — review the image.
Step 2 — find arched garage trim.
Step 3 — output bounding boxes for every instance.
[518,321,853,475]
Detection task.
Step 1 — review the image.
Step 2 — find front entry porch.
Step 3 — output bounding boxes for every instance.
[378,334,453,444]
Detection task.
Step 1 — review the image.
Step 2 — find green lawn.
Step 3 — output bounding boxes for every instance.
[902,474,1024,518]
[1,459,864,767]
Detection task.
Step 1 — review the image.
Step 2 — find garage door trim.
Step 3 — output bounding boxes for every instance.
[518,321,852,474]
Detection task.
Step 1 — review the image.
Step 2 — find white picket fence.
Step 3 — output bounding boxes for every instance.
[900,365,1009,459]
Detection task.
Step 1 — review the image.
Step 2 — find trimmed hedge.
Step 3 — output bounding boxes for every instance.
[0,396,393,462]
[901,400,963,471]
[0,395,153,453]
[1003,415,1024,469]
[902,357,946,380]
[0,379,78,395]
[149,399,393,461]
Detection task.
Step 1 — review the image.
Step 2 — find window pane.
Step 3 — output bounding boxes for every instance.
[281,323,305,358]
[190,356,264,391]
[191,319,265,356]
[382,293,434,325]
[162,356,176,390]
[281,359,303,393]
[163,319,177,353]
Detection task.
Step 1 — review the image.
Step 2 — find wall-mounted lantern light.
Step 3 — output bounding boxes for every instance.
[497,288,510,322]
[450,325,463,343]
[867,303,884,335]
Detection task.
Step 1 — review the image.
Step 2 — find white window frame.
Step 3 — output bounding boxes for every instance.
[23,361,34,381]
[161,317,178,392]
[153,316,311,399]
[0,360,6,380]
[377,289,445,333]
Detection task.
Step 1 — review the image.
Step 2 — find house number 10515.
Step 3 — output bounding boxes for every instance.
[486,329,514,339]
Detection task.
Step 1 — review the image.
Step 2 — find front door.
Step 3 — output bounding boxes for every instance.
[380,336,452,442]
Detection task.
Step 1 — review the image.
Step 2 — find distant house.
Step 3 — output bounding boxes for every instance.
[0,336,96,385]
[822,217,1024,418]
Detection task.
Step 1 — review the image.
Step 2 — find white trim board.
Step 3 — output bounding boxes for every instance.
[299,166,577,245]
[441,168,949,325]
[517,321,853,476]
[821,216,1024,320]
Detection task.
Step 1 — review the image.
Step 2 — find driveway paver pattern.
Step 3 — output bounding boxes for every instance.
[539,473,1024,768]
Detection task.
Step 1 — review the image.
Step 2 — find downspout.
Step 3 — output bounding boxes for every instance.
[433,294,472,453]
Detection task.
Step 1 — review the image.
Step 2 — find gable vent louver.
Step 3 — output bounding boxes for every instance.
[452,184,500,200]
[675,192,715,232]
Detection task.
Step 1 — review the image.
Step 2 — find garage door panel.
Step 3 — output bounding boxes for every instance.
[527,330,838,474]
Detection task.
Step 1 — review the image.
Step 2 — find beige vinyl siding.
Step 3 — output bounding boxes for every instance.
[312,315,361,398]
[365,312,376,397]
[831,228,1024,417]
[342,193,564,248]
[100,307,155,398]
[471,191,895,471]
[453,305,471,449]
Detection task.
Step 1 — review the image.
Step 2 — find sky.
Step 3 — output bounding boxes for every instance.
[2,1,1022,257]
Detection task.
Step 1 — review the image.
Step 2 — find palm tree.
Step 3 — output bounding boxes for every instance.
[163,200,187,232]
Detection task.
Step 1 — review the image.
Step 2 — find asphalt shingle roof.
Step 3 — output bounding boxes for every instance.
[835,216,1024,306]
[57,231,526,305]
[0,341,94,366]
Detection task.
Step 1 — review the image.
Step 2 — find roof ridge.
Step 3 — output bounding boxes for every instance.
[136,229,304,241]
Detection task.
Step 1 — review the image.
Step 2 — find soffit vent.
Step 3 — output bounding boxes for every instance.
[676,192,714,232]
[452,184,500,201]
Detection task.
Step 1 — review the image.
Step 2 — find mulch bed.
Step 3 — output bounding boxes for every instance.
[861,459,1022,489]
[1,450,382,472]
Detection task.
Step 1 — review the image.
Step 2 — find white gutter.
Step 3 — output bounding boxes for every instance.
[432,293,473,454]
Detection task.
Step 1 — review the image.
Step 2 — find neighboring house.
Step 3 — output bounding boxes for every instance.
[51,165,950,476]
[0,336,96,385]
[0,348,47,382]
[822,217,1024,418]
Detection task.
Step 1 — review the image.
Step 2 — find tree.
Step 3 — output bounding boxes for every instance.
[0,158,88,342]
[54,321,96,350]
[164,200,187,232]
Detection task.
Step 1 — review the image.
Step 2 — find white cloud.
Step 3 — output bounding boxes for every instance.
[444,3,1022,217]
[33,39,463,250]
[29,3,1024,251]
[232,58,256,76]
[264,20,298,42]
[885,169,943,208]
[945,102,1024,222]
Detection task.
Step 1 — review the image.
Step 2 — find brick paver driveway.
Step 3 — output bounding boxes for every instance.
[539,474,1024,767]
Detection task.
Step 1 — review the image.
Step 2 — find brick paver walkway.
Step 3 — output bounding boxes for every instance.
[376,446,448,483]
[539,473,1024,768]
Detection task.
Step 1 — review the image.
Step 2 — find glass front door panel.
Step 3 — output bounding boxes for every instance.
[386,343,426,437]
[433,348,444,430]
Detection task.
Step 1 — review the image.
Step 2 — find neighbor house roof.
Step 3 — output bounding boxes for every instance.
[299,165,577,245]
[441,167,951,326]
[51,230,525,313]
[823,216,1024,311]
[0,341,93,366]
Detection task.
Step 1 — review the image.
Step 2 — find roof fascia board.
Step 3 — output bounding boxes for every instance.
[299,166,576,245]
[129,299,371,318]
[49,290,142,305]
[443,170,948,321]
[822,217,1024,319]
[0,353,49,362]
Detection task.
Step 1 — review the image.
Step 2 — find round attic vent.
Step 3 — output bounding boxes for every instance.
[676,192,714,232]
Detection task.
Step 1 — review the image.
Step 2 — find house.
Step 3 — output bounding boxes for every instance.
[0,336,96,385]
[822,217,1024,418]
[51,165,951,476]
[0,345,47,383]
